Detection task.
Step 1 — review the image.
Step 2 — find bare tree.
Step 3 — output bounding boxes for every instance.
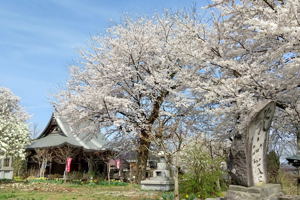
[32,148,53,177]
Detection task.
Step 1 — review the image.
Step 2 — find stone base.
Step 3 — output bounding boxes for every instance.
[225,184,282,200]
[279,195,300,200]
[0,170,13,179]
[141,179,174,191]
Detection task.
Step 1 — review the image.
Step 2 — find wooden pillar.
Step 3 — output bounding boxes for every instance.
[49,161,52,175]
[107,162,111,183]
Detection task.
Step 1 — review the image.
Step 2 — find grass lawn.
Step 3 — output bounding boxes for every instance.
[0,182,162,200]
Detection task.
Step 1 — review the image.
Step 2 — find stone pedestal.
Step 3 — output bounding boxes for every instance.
[225,184,282,200]
[141,179,174,191]
[141,154,174,191]
[0,156,13,180]
[279,195,300,200]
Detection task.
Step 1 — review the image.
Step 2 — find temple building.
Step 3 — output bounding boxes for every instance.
[26,113,110,177]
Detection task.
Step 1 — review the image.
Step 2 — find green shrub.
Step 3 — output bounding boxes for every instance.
[267,151,280,183]
[161,192,174,200]
[278,169,297,195]
[180,143,226,199]
[14,176,24,182]
[12,157,27,177]
[69,179,128,186]
[67,171,83,181]
[26,176,64,184]
[0,179,13,184]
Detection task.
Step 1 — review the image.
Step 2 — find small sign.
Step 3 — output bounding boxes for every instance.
[116,159,120,169]
[66,157,72,173]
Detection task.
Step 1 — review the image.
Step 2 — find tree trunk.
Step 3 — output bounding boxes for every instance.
[227,133,248,186]
[78,161,82,171]
[135,94,166,183]
[216,178,221,191]
[107,163,111,183]
[297,127,300,154]
[173,152,180,200]
[136,132,150,184]
[64,170,67,183]
[173,166,179,200]
[63,157,67,183]
[49,161,52,175]
[87,159,95,175]
[129,163,132,183]
[39,158,47,178]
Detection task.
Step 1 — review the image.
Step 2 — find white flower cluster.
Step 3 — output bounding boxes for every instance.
[55,15,204,139]
[0,87,30,158]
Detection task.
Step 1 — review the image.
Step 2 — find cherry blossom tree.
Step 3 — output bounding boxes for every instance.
[183,0,300,140]
[0,87,30,158]
[187,0,300,181]
[55,14,208,183]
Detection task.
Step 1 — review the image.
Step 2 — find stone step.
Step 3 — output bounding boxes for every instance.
[279,195,300,200]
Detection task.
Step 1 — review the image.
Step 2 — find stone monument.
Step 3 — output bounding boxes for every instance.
[141,152,174,191]
[0,156,13,179]
[226,101,282,200]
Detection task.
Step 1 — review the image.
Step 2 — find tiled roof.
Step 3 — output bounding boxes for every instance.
[27,113,107,151]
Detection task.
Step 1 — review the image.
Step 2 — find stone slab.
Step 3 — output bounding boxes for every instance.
[280,195,300,200]
[141,178,174,191]
[225,184,282,200]
[141,183,174,191]
[141,179,174,184]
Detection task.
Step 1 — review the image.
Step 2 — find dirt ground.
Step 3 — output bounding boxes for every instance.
[0,182,163,200]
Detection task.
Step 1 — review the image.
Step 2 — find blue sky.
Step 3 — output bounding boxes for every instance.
[0,0,210,136]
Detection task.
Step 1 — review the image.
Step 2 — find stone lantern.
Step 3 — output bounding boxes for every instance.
[141,151,174,191]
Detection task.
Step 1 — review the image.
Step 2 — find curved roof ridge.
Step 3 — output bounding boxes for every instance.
[36,113,55,139]
[54,113,90,149]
